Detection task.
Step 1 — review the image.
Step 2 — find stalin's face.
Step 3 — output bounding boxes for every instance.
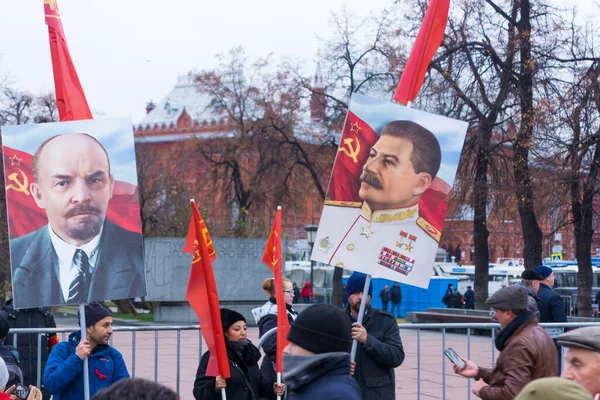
[359,135,432,212]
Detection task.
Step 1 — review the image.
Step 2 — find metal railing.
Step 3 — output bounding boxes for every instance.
[259,321,600,400]
[9,325,202,396]
[10,321,600,399]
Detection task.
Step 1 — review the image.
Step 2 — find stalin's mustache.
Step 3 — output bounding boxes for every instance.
[360,172,383,190]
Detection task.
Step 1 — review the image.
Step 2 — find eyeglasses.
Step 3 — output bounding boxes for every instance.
[283,290,294,295]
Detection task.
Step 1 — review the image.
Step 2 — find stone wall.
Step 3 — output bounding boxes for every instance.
[144,237,292,323]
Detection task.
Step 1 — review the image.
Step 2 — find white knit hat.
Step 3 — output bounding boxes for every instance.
[0,357,8,391]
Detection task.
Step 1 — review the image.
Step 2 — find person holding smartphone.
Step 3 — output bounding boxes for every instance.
[453,286,558,399]
[0,357,42,400]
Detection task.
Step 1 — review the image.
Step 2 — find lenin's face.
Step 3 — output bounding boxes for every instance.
[30,134,114,246]
[359,135,432,211]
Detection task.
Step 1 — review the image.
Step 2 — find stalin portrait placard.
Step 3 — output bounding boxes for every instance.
[311,94,468,288]
[2,117,146,309]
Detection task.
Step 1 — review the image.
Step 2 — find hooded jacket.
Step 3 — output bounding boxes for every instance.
[252,299,298,399]
[283,352,361,400]
[43,332,129,400]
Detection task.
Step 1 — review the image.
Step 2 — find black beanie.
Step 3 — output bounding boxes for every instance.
[287,304,352,354]
[83,303,111,327]
[220,309,246,332]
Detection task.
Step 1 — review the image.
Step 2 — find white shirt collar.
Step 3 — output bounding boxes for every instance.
[48,225,103,269]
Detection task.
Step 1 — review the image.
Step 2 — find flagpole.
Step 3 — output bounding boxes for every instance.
[276,206,283,400]
[350,274,371,361]
[78,303,90,400]
[221,389,227,399]
[277,372,282,400]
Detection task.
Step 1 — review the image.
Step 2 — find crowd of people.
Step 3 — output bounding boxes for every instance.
[0,265,596,399]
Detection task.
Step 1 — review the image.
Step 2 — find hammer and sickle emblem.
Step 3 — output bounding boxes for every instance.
[192,240,201,263]
[6,168,30,196]
[338,135,361,163]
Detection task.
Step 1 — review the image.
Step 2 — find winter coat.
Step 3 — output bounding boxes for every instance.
[453,291,464,308]
[283,352,361,400]
[0,299,57,393]
[464,289,475,308]
[390,285,402,304]
[442,289,453,306]
[379,289,391,304]
[193,339,267,400]
[537,283,567,323]
[300,283,311,300]
[252,299,298,400]
[43,332,129,400]
[476,318,558,400]
[349,307,405,400]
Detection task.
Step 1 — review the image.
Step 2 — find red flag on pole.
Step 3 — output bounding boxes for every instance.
[262,206,289,374]
[44,0,93,121]
[184,201,229,378]
[393,0,451,105]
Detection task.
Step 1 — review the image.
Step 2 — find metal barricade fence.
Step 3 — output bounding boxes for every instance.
[10,321,600,399]
[8,325,202,397]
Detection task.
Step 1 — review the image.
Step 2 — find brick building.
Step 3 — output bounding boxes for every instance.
[134,67,588,263]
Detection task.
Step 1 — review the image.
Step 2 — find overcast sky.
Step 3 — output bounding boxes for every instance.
[0,0,393,123]
[0,0,597,124]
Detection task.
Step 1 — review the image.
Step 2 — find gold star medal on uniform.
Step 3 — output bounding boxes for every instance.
[318,236,332,253]
[360,226,374,239]
[405,234,417,252]
[396,231,408,249]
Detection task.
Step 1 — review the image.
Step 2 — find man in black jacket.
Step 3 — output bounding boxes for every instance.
[536,265,567,372]
[346,272,405,400]
[535,266,567,323]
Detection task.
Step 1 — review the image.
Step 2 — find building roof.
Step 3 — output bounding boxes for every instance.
[138,73,224,128]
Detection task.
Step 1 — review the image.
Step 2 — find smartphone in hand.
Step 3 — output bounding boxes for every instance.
[444,347,466,369]
[13,384,31,400]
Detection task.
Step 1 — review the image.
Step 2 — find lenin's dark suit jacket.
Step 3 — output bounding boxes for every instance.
[9,220,146,309]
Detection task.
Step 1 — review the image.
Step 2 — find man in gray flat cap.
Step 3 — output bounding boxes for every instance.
[453,285,558,399]
[558,326,600,397]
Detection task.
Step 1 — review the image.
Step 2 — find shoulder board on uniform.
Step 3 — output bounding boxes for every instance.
[417,217,441,242]
[324,200,362,208]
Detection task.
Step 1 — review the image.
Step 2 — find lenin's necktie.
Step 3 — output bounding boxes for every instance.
[67,249,90,303]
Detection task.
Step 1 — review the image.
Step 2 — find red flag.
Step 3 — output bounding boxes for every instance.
[327,112,379,202]
[2,146,142,238]
[44,0,93,121]
[393,0,450,105]
[184,201,229,377]
[262,207,288,374]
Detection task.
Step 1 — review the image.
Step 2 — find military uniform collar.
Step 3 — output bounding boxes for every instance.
[361,202,419,224]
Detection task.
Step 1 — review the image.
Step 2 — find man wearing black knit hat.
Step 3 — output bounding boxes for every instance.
[44,303,129,399]
[345,272,405,400]
[283,304,361,399]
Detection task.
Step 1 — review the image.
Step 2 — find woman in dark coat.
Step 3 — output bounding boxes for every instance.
[193,309,284,400]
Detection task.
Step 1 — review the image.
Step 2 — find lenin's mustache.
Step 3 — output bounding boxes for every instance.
[360,172,383,190]
[65,203,101,219]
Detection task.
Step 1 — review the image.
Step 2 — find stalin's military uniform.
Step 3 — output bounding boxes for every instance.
[311,201,440,288]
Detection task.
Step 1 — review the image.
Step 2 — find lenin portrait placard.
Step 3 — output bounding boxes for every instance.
[2,117,146,308]
[311,94,468,288]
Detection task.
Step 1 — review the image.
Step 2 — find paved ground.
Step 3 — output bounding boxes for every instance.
[55,315,500,399]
